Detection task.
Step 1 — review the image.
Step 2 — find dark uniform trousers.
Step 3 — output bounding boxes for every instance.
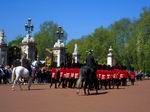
[21,58,32,76]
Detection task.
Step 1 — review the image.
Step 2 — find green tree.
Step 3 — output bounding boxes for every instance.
[135,7,150,72]
[34,21,67,60]
[110,18,133,65]
[8,7,150,73]
[67,27,113,64]
[8,35,23,47]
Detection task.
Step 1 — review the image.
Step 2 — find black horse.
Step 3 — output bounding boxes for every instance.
[76,65,98,95]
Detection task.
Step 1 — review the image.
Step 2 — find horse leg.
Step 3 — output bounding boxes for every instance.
[83,82,86,95]
[18,81,23,90]
[94,79,98,94]
[12,76,20,91]
[12,76,21,91]
[88,80,92,95]
[84,81,89,95]
[28,77,32,90]
[76,78,82,94]
[87,85,90,95]
[12,79,17,91]
[18,76,24,90]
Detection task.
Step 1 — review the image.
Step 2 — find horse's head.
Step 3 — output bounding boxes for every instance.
[32,61,41,68]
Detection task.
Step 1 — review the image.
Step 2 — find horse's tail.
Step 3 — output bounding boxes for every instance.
[76,68,83,94]
[11,67,17,83]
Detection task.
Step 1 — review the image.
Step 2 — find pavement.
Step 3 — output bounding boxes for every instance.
[0,80,150,112]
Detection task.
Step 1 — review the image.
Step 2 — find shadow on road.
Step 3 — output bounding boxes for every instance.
[22,88,48,91]
[79,91,108,96]
[89,91,108,96]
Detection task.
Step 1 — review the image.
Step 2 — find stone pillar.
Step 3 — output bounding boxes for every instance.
[57,50,60,66]
[21,18,35,61]
[107,46,113,67]
[72,43,80,63]
[21,36,35,61]
[52,39,66,67]
[0,30,8,65]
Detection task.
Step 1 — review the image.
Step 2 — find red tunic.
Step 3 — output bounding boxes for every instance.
[60,68,65,78]
[74,68,80,79]
[70,68,75,78]
[51,68,57,79]
[106,70,112,80]
[112,69,119,79]
[118,70,125,79]
[130,71,135,79]
[101,70,107,80]
[64,68,70,78]
[124,70,129,78]
[96,70,101,79]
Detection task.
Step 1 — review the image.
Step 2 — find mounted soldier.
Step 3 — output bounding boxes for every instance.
[21,53,32,76]
[76,50,98,95]
[85,50,96,77]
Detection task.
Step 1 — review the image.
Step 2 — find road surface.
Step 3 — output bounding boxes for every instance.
[0,80,150,112]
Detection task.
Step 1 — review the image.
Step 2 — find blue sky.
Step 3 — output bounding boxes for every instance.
[0,0,150,42]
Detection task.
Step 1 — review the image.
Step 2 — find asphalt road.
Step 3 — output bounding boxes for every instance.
[0,80,150,112]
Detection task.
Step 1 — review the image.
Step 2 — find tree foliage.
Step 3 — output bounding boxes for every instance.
[34,21,67,60]
[9,7,150,73]
[8,35,23,47]
[67,7,150,73]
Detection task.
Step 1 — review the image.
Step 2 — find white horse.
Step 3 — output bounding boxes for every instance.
[11,66,32,91]
[11,61,41,91]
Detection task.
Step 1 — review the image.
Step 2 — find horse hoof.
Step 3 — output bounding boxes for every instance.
[87,91,90,95]
[76,90,79,94]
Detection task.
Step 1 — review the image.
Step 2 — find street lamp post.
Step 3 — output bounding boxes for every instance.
[21,18,35,61]
[52,26,66,67]
[25,18,34,37]
[56,26,64,41]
